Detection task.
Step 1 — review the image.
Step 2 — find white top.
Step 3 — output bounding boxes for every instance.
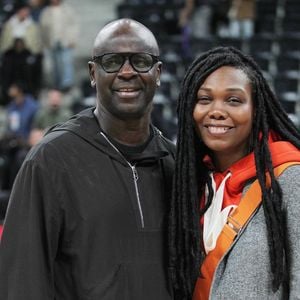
[203,172,237,254]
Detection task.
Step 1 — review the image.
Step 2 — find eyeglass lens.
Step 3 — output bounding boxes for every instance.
[100,53,156,73]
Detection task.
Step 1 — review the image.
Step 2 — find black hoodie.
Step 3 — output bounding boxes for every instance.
[0,108,175,300]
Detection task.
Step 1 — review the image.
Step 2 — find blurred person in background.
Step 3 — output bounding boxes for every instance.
[40,0,79,91]
[178,0,213,38]
[0,81,39,192]
[6,81,38,140]
[0,2,42,54]
[32,88,71,132]
[1,37,41,104]
[228,0,256,39]
[0,3,43,103]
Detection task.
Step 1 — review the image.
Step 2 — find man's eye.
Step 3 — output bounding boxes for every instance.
[103,59,120,68]
[132,56,151,68]
[134,59,146,67]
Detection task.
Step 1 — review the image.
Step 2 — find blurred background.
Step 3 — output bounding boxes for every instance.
[0,0,299,223]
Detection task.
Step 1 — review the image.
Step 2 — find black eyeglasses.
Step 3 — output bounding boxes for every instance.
[92,52,159,73]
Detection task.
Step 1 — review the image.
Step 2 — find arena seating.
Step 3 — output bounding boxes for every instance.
[117,0,300,134]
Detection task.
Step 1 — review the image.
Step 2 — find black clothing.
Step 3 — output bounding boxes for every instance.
[0,108,175,300]
[102,125,155,160]
[1,47,42,104]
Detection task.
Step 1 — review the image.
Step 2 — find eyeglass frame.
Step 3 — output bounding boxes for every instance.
[91,52,160,73]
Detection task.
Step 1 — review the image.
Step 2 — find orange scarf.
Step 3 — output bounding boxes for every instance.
[202,134,300,211]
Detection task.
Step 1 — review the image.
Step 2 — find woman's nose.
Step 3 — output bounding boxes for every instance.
[207,104,228,120]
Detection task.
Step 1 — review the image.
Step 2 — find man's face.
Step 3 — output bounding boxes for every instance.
[89,31,161,121]
[17,7,30,20]
[48,90,62,110]
[8,85,19,99]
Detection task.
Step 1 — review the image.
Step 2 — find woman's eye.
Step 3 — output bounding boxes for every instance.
[227,97,242,104]
[197,97,210,104]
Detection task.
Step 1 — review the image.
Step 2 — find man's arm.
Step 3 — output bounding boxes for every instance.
[0,158,61,299]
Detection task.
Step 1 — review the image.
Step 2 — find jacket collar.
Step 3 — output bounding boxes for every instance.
[47,107,171,165]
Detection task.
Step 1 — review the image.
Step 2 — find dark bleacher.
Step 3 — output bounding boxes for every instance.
[116,0,300,135]
[117,0,184,38]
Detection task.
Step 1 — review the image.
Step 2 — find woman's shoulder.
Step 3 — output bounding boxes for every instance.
[278,163,300,182]
[277,164,300,207]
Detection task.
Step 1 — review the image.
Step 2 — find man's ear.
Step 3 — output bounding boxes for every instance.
[88,61,96,87]
[156,61,162,87]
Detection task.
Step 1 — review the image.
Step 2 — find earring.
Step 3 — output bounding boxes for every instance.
[156,79,160,87]
[91,81,96,87]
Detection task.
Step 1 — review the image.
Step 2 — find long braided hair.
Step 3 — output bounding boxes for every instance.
[169,46,300,299]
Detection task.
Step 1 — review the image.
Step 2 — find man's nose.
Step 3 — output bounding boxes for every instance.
[118,59,137,77]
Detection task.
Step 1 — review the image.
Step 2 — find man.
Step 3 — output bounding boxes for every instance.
[0,3,42,55]
[0,19,175,299]
[1,38,40,104]
[6,81,39,140]
[0,3,43,103]
[32,89,71,131]
[40,0,78,91]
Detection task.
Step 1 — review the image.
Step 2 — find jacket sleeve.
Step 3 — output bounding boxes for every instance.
[281,165,300,299]
[0,157,62,299]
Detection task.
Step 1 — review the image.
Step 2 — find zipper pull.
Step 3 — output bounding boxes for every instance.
[132,165,139,181]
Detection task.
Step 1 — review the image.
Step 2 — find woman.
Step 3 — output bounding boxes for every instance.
[169,46,300,299]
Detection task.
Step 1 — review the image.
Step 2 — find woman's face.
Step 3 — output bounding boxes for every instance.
[193,66,254,170]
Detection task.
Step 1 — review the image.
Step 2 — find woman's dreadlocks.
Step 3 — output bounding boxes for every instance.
[169,46,300,299]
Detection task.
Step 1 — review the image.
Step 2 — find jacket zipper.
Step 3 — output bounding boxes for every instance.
[100,132,145,228]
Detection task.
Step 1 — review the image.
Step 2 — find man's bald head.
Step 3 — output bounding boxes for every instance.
[92,18,160,57]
